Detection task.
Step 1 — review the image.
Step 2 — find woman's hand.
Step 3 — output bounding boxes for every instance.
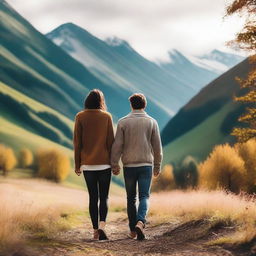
[75,168,82,176]
[112,167,120,176]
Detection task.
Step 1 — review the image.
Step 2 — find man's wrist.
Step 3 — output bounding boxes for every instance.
[153,166,161,173]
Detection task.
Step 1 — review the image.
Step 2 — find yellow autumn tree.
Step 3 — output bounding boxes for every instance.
[19,148,33,168]
[235,138,256,193]
[152,164,176,192]
[36,148,70,183]
[199,144,246,193]
[226,0,256,142]
[0,144,17,176]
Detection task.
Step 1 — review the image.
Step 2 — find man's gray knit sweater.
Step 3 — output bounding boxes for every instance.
[111,110,163,172]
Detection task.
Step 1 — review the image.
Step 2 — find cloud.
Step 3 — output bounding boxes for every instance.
[6,0,245,61]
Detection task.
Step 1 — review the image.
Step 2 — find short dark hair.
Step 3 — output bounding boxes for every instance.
[84,89,107,111]
[129,93,147,109]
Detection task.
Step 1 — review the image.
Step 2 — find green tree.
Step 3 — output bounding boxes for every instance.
[173,156,198,189]
[226,0,256,142]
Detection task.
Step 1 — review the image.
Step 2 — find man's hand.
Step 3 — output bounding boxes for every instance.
[112,167,120,176]
[153,169,160,177]
[75,168,81,176]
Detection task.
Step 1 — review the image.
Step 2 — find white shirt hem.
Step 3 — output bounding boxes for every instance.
[80,164,111,171]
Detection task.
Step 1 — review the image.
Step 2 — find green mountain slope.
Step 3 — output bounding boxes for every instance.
[0,1,128,186]
[0,81,73,148]
[0,81,83,186]
[162,58,251,165]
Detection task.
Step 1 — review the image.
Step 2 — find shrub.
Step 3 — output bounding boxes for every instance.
[199,144,246,193]
[36,148,70,182]
[0,144,5,169]
[174,156,198,189]
[19,148,33,168]
[152,164,176,192]
[235,139,256,193]
[0,144,17,176]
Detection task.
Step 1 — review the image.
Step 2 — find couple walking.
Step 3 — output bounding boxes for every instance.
[73,89,163,241]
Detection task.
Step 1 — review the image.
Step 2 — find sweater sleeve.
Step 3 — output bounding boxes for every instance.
[151,120,163,172]
[111,121,123,169]
[107,114,115,156]
[73,114,82,170]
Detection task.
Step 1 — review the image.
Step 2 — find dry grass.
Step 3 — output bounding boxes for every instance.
[0,177,125,254]
[0,183,72,254]
[149,189,256,244]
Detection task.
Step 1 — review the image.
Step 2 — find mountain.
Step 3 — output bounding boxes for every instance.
[161,57,251,165]
[0,1,170,130]
[47,23,244,117]
[47,23,188,116]
[0,0,247,174]
[198,49,245,71]
[161,50,244,92]
[160,50,220,92]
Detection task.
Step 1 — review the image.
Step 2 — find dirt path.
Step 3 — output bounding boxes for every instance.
[26,214,251,256]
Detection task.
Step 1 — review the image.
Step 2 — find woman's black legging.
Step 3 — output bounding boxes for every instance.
[83,168,111,229]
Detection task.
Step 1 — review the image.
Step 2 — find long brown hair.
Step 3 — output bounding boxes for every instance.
[84,89,107,111]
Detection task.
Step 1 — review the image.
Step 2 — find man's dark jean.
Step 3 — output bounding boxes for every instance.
[123,166,153,232]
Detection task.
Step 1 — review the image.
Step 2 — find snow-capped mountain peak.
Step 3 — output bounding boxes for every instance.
[186,49,244,74]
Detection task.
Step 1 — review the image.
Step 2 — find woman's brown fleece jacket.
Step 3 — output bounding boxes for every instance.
[73,109,114,170]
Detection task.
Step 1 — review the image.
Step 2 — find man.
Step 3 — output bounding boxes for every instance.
[111,93,163,240]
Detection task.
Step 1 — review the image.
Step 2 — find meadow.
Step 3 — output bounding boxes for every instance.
[1,176,256,255]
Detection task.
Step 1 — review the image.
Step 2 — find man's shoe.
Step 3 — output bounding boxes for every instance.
[135,221,145,240]
[98,221,109,240]
[128,231,137,239]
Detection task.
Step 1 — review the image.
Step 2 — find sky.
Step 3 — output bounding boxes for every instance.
[7,0,245,61]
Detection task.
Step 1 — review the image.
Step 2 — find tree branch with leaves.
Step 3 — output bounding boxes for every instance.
[227,0,256,142]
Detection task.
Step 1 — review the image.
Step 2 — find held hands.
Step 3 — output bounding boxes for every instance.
[112,166,121,176]
[75,168,82,176]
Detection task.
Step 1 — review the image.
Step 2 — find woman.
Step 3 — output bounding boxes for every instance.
[73,89,114,240]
